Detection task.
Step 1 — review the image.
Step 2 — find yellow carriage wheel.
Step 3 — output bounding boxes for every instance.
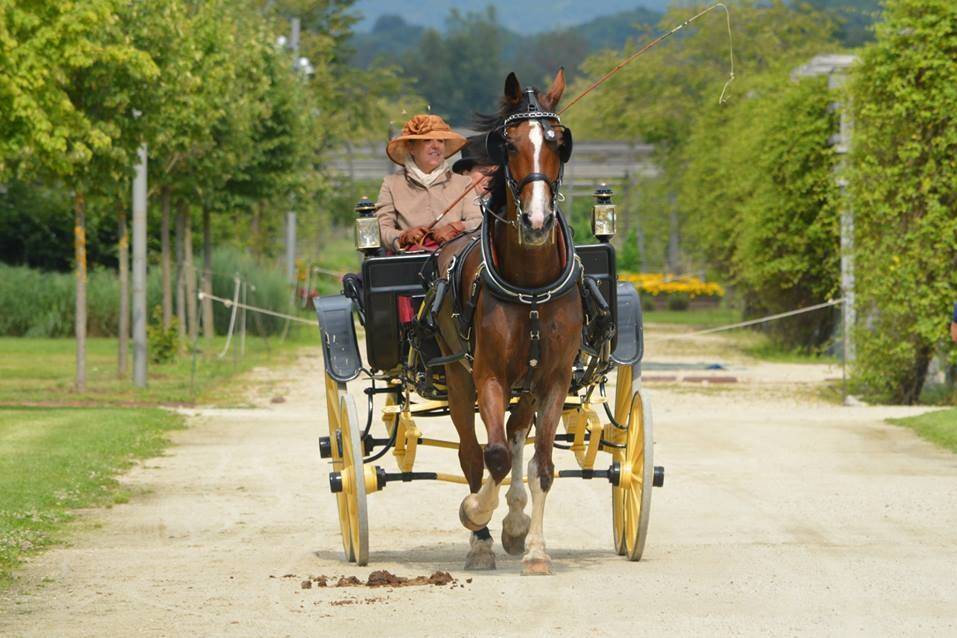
[337,387,369,566]
[620,390,654,561]
[610,364,633,556]
[324,374,354,562]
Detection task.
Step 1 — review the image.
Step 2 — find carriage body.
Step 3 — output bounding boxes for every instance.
[315,231,660,567]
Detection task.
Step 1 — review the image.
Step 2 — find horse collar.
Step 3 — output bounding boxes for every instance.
[479,206,580,306]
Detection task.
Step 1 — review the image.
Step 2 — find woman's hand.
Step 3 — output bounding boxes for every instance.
[431,221,465,244]
[398,225,429,248]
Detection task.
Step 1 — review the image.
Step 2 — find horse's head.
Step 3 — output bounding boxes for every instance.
[485,69,573,246]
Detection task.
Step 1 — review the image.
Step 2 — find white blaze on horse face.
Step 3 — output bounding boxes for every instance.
[526,121,549,229]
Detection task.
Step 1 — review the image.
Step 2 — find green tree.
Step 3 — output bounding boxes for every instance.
[566,1,838,275]
[0,0,158,391]
[849,0,957,403]
[400,8,508,125]
[682,74,840,349]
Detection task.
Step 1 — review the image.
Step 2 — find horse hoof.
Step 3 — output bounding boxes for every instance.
[521,557,552,576]
[501,512,530,556]
[465,536,496,570]
[501,529,527,556]
[459,499,490,532]
[465,552,497,570]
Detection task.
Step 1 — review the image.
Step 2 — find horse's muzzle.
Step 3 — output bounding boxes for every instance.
[519,211,556,246]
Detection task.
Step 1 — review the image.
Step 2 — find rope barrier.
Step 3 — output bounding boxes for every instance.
[198,291,315,326]
[216,278,241,359]
[644,298,845,343]
[200,286,843,351]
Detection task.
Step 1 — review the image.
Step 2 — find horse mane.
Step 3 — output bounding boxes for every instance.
[472,87,546,215]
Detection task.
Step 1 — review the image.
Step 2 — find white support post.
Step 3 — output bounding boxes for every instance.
[286,211,296,284]
[792,54,859,370]
[132,143,148,388]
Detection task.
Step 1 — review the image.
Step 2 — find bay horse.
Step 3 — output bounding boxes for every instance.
[432,69,580,575]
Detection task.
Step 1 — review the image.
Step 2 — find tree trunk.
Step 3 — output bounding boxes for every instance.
[175,209,187,343]
[117,199,130,378]
[161,187,172,329]
[900,343,933,405]
[74,190,87,392]
[250,202,261,257]
[202,208,214,342]
[182,207,198,344]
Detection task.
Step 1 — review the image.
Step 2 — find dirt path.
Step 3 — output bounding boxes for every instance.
[2,332,956,637]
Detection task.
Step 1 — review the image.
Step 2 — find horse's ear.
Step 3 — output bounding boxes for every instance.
[543,67,566,111]
[504,72,522,104]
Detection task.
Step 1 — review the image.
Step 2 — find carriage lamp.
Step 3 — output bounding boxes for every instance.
[353,196,380,253]
[591,184,616,243]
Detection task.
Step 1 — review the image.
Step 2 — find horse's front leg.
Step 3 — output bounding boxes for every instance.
[522,387,566,575]
[501,396,534,555]
[459,377,510,533]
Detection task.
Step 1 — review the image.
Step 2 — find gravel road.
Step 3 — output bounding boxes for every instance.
[2,330,955,637]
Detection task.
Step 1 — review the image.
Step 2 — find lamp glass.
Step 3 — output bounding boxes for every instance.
[592,204,616,238]
[354,216,381,250]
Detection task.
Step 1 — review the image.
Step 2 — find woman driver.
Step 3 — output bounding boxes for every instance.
[375,114,483,251]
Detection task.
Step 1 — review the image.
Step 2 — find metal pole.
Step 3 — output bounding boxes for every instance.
[829,71,855,366]
[132,143,148,387]
[792,55,859,375]
[241,280,247,357]
[290,17,300,56]
[286,210,296,284]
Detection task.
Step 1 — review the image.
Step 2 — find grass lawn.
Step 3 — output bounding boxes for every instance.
[0,407,184,585]
[0,327,320,586]
[0,328,315,407]
[641,305,741,328]
[887,408,957,454]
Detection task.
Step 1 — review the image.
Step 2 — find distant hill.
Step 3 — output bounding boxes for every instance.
[349,1,882,53]
[350,7,662,71]
[350,0,671,34]
[348,0,883,125]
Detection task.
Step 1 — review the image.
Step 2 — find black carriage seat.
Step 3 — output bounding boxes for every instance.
[361,252,434,373]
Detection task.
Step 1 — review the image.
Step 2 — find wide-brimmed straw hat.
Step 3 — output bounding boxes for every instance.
[386,114,467,165]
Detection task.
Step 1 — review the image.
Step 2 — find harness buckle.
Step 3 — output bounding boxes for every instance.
[529,310,539,320]
[530,330,540,340]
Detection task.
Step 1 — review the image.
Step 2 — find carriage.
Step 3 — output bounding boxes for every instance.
[314,183,664,567]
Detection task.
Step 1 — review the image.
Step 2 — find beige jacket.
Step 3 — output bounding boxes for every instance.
[375,168,483,251]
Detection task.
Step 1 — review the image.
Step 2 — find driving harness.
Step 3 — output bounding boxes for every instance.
[418,87,612,394]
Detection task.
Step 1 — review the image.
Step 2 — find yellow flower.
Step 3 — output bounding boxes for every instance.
[618,272,725,298]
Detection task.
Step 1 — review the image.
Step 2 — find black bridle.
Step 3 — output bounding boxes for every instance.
[484,88,574,226]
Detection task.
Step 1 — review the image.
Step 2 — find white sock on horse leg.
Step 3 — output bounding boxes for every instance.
[524,457,549,560]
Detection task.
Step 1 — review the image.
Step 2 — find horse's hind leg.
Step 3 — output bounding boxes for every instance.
[522,389,565,576]
[501,397,534,555]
